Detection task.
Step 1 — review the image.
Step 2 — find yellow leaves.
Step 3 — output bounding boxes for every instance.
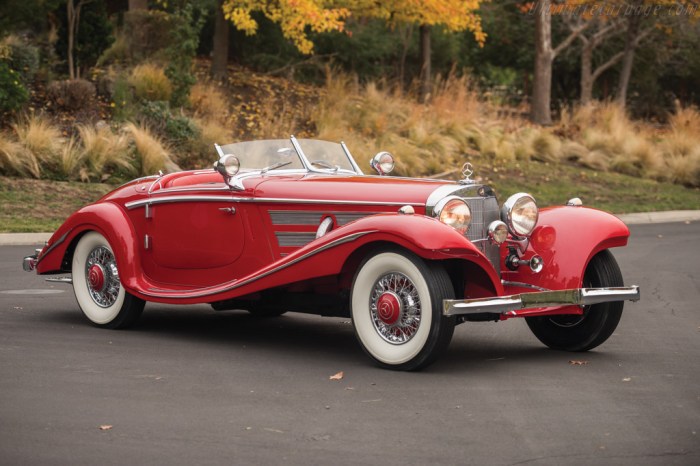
[222,0,487,52]
[225,8,259,36]
[222,0,349,54]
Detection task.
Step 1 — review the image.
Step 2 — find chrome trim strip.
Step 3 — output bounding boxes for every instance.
[126,196,235,210]
[127,196,422,210]
[256,198,423,207]
[139,230,377,299]
[35,231,69,267]
[154,185,231,194]
[443,286,641,316]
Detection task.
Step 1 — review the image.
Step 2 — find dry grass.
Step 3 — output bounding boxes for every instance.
[78,124,133,180]
[12,114,62,176]
[0,131,37,177]
[125,123,179,175]
[59,136,86,181]
[129,63,172,102]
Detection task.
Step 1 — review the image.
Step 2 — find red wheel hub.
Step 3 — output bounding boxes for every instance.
[88,264,106,292]
[376,291,402,325]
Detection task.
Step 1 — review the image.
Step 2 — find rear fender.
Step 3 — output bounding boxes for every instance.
[504,206,630,316]
[35,202,141,291]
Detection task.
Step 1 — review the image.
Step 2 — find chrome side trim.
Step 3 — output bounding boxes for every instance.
[257,198,423,207]
[127,196,422,210]
[139,230,377,299]
[35,231,69,267]
[443,286,641,316]
[126,196,235,210]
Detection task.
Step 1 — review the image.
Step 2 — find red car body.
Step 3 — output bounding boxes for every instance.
[24,137,640,370]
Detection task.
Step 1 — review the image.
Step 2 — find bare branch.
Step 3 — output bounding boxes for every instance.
[592,51,625,81]
[554,21,593,58]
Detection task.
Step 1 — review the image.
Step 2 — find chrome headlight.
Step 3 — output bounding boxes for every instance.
[434,196,471,234]
[501,193,538,238]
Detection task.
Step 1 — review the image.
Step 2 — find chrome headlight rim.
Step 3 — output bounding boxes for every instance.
[501,193,539,238]
[434,196,472,234]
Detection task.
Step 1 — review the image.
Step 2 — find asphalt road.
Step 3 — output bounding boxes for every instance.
[1,223,698,465]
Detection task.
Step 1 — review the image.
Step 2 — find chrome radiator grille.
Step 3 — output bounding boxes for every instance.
[465,196,501,274]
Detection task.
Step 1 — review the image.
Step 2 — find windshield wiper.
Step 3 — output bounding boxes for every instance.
[261,160,292,174]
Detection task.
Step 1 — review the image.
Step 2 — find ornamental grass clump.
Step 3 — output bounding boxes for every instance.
[12,115,62,177]
[129,64,173,102]
[125,123,178,176]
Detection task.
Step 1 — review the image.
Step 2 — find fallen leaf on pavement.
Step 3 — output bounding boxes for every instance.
[569,360,589,365]
[622,377,632,382]
[329,371,344,380]
[99,425,113,431]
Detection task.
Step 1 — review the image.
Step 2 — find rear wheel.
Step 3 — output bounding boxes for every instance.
[350,250,455,371]
[72,232,145,329]
[526,250,624,351]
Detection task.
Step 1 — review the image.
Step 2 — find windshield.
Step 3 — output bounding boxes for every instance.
[218,138,359,174]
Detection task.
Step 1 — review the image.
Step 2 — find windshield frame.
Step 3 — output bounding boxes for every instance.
[217,136,363,177]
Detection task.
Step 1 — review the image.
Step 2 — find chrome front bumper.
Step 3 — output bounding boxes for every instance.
[443,286,640,317]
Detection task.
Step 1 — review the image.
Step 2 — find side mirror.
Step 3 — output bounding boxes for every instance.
[215,154,242,189]
[369,151,395,175]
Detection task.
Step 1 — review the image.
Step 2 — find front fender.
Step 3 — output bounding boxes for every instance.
[504,206,630,314]
[35,202,140,291]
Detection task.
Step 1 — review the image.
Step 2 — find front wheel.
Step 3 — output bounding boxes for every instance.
[72,232,145,329]
[350,250,455,371]
[526,249,624,351]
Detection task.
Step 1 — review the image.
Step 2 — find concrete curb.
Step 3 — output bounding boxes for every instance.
[1,211,698,246]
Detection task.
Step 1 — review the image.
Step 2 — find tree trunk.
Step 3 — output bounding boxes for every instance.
[532,0,553,125]
[211,0,229,80]
[580,39,593,105]
[419,24,431,103]
[128,0,147,10]
[67,1,75,80]
[616,15,641,107]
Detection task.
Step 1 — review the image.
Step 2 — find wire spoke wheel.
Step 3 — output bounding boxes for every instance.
[85,246,121,308]
[351,249,455,371]
[370,272,421,344]
[72,232,145,329]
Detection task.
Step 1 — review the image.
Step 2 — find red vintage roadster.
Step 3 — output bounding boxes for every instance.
[23,137,640,370]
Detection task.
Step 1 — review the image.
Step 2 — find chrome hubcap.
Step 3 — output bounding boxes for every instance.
[370,272,421,344]
[85,246,120,308]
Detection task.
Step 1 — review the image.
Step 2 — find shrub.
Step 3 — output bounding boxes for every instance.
[0,60,29,115]
[129,64,173,102]
[1,35,39,83]
[137,100,200,143]
[46,79,97,111]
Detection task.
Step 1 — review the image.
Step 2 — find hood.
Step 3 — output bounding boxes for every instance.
[253,173,454,207]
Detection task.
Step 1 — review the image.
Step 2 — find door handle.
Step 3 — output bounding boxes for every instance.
[219,207,236,215]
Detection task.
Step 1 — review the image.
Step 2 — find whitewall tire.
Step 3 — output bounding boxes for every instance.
[72,232,144,329]
[351,250,455,371]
